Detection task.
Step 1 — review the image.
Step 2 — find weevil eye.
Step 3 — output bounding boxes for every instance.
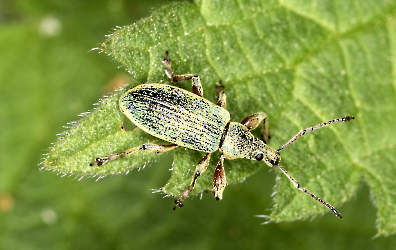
[255,153,264,161]
[270,158,279,165]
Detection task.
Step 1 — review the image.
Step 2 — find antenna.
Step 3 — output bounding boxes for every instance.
[278,116,354,152]
[275,115,354,218]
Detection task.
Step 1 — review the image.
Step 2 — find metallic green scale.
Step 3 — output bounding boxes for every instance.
[220,122,273,161]
[120,84,275,162]
[91,52,354,218]
[120,84,230,153]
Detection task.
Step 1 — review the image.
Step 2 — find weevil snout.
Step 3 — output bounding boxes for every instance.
[263,150,280,167]
[269,153,279,166]
[270,158,279,165]
[248,139,280,167]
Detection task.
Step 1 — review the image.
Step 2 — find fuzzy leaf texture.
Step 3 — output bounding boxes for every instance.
[43,0,396,235]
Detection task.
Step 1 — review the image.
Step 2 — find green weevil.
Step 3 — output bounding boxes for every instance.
[91,52,354,218]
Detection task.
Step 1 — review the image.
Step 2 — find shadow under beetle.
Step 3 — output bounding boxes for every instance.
[91,52,354,218]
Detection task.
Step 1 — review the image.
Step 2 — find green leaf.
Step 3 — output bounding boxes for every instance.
[43,89,167,177]
[43,0,396,235]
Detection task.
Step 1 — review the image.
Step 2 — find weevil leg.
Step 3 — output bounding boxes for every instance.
[241,112,269,143]
[216,80,224,94]
[216,81,227,108]
[190,76,203,97]
[173,153,211,210]
[162,51,203,97]
[277,116,355,151]
[213,154,227,200]
[162,51,173,77]
[90,143,178,167]
[276,164,343,218]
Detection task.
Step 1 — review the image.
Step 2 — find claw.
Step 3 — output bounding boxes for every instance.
[173,199,184,210]
[89,157,108,167]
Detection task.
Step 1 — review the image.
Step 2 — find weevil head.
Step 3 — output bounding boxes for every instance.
[220,122,280,166]
[248,139,280,167]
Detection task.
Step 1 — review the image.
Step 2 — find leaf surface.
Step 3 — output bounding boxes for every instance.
[44,0,396,235]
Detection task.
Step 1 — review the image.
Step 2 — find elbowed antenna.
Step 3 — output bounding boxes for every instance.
[277,116,354,152]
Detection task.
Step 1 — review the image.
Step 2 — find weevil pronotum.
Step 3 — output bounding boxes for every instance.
[91,52,354,218]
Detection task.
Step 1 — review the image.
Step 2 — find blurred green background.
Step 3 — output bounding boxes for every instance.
[0,0,395,249]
